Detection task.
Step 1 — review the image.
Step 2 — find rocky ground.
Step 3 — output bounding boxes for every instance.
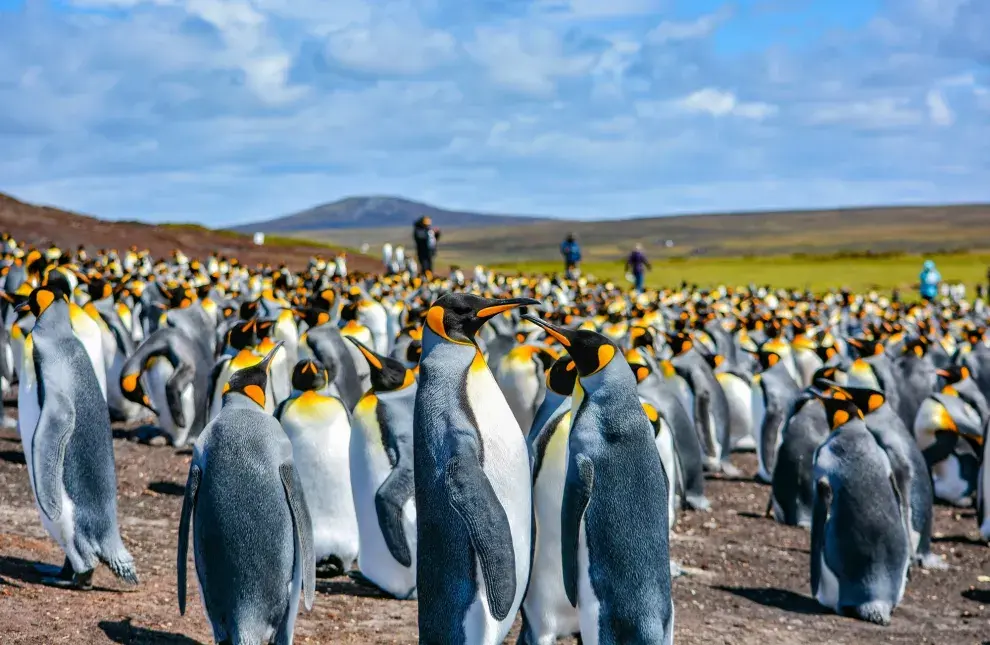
[1,412,988,645]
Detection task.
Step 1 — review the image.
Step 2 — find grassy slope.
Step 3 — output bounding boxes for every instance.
[497,252,990,294]
[300,204,990,266]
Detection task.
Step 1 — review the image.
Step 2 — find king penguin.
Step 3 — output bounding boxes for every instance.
[414,292,539,645]
[17,285,138,589]
[178,344,317,645]
[276,357,359,577]
[524,315,674,645]
[519,354,581,645]
[120,327,212,447]
[810,392,911,626]
[347,337,419,600]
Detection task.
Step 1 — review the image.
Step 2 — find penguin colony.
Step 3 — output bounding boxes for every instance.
[1,233,989,643]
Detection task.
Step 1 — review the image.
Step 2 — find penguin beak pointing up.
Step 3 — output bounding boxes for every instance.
[345,336,415,392]
[522,314,617,377]
[425,293,540,345]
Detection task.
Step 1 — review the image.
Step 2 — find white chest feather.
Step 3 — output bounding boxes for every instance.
[464,363,532,638]
[281,394,359,563]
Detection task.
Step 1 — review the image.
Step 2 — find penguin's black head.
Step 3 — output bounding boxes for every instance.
[811,365,842,390]
[664,331,695,357]
[226,319,260,351]
[340,301,360,322]
[935,364,970,385]
[84,276,114,302]
[522,315,617,377]
[223,342,283,409]
[546,354,577,395]
[239,300,260,320]
[292,358,330,392]
[753,337,788,370]
[902,335,930,359]
[406,338,423,365]
[810,387,864,430]
[346,336,415,392]
[425,293,541,345]
[26,285,69,319]
[846,336,884,359]
[820,383,886,416]
[629,325,656,353]
[297,306,332,329]
[624,349,654,384]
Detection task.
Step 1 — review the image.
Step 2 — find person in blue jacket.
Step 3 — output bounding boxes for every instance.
[919,259,941,302]
[560,233,582,279]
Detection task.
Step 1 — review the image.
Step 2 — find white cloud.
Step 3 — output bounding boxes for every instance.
[676,88,778,120]
[647,6,732,44]
[324,7,456,75]
[807,98,923,128]
[926,89,954,126]
[538,0,664,19]
[465,25,596,96]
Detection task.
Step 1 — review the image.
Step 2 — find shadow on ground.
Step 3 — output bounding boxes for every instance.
[99,619,203,645]
[717,586,829,616]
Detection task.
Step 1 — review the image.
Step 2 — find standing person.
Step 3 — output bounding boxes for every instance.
[559,233,582,279]
[919,259,941,303]
[413,216,440,276]
[625,243,652,293]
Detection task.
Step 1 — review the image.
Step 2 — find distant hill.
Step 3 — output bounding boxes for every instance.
[232,196,552,233]
[0,191,378,272]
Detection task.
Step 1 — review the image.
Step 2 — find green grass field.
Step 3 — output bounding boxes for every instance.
[483,252,990,295]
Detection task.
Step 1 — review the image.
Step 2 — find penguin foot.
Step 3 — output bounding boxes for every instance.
[684,495,712,512]
[720,462,744,478]
[732,436,757,452]
[916,552,949,571]
[42,569,93,590]
[346,570,375,587]
[316,556,345,579]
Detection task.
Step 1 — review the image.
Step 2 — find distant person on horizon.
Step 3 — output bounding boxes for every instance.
[560,233,582,279]
[919,259,941,303]
[413,216,440,276]
[625,243,652,293]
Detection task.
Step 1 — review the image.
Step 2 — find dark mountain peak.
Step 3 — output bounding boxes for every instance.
[232,196,552,233]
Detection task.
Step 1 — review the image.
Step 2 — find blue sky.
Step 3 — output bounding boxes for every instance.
[0,0,987,225]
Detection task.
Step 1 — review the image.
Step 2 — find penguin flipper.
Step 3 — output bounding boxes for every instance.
[810,475,831,597]
[562,453,594,608]
[177,464,200,616]
[280,461,316,611]
[445,452,517,621]
[165,361,195,429]
[31,391,76,523]
[374,465,414,568]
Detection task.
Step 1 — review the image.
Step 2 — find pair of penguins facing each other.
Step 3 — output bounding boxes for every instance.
[172,292,674,645]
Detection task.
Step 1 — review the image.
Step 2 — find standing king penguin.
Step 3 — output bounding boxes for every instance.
[277,357,359,578]
[17,285,138,589]
[524,315,674,645]
[414,293,539,645]
[347,338,419,600]
[520,354,581,645]
[178,344,317,645]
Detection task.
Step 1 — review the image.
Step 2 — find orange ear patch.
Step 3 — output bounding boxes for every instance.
[868,393,884,412]
[597,344,616,370]
[122,373,139,392]
[35,289,55,313]
[642,402,659,423]
[636,367,649,382]
[426,306,447,339]
[243,384,266,407]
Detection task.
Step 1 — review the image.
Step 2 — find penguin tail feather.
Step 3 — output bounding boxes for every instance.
[101,549,139,585]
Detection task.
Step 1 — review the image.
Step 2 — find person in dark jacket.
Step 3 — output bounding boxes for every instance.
[625,243,652,293]
[413,216,440,275]
[560,233,581,279]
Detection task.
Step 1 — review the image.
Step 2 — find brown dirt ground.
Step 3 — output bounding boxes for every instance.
[0,192,380,273]
[1,410,988,645]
